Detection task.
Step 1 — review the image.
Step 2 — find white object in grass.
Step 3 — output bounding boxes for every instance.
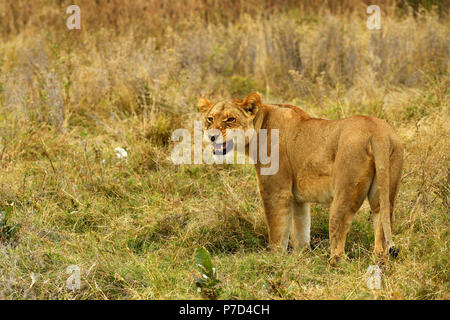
[114,147,128,159]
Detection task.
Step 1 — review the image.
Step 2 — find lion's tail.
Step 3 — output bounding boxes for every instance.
[370,135,394,253]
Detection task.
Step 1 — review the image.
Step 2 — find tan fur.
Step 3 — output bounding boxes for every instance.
[199,93,404,261]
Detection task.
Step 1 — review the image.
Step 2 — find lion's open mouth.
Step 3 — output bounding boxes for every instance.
[212,140,234,155]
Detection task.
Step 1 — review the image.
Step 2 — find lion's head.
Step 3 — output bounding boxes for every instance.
[198,92,262,155]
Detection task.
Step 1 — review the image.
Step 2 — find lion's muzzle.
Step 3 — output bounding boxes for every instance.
[212,140,234,155]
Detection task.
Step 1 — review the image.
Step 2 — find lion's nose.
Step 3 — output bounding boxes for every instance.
[209,134,218,142]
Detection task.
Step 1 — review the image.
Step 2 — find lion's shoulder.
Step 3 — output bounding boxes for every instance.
[272,104,310,120]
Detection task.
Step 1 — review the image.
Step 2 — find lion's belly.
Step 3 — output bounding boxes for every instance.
[293,176,334,204]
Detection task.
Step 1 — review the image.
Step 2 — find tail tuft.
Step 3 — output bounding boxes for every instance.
[388,246,399,259]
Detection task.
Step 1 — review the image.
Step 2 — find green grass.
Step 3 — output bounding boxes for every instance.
[0,109,448,299]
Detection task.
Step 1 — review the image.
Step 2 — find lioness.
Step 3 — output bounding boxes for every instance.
[199,92,404,262]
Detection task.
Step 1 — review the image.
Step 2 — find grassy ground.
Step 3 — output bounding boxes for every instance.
[0,1,449,299]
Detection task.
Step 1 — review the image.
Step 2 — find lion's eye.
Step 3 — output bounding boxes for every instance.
[207,117,213,122]
[225,117,236,123]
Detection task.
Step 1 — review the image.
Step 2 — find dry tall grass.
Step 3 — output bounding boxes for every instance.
[0,1,448,299]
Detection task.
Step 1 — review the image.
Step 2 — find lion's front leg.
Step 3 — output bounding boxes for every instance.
[260,191,293,252]
[290,202,311,250]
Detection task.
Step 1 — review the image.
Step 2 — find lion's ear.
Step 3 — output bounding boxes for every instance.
[198,98,213,114]
[241,92,262,115]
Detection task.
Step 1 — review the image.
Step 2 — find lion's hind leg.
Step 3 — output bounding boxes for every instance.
[368,176,385,256]
[329,199,357,264]
[329,149,373,263]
